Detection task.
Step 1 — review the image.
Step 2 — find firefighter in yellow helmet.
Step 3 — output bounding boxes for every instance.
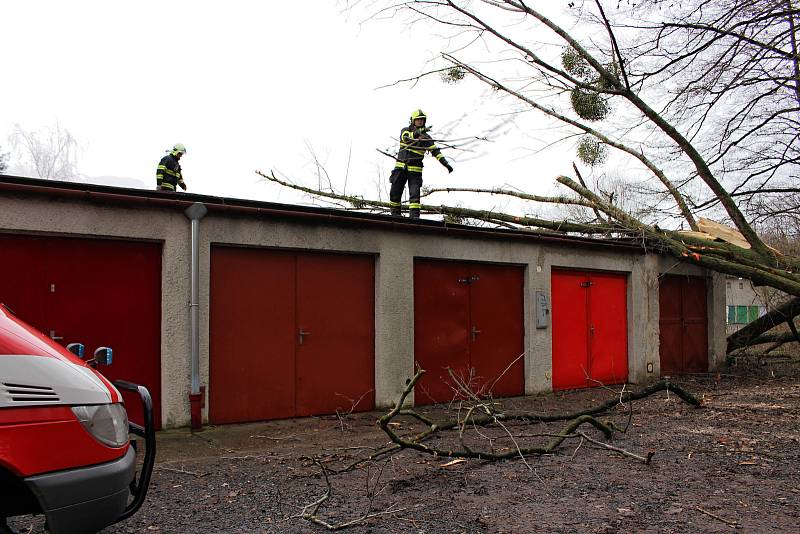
[156,143,187,192]
[389,109,453,218]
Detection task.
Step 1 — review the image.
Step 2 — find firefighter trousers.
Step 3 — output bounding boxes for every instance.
[389,167,423,218]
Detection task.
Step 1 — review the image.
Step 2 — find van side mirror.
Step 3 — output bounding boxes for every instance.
[66,343,85,359]
[92,347,113,366]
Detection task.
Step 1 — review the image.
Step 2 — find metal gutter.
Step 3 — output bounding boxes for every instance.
[184,203,207,431]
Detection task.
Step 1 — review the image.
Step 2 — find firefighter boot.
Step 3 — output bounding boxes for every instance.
[390,204,402,216]
[409,208,420,218]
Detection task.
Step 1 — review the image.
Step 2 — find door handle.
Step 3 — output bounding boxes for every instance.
[471,325,481,341]
[589,325,595,336]
[49,330,64,341]
[298,328,311,345]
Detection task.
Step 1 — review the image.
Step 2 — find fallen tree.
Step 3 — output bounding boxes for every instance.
[261,1,800,353]
[258,169,800,300]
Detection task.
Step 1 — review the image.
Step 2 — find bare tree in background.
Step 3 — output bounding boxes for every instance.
[0,145,9,174]
[9,123,81,181]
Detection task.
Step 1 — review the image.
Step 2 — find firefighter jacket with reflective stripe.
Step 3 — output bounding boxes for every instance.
[395,126,447,173]
[156,153,185,190]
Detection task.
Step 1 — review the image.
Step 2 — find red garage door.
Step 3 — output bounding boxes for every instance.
[659,275,708,375]
[552,270,628,390]
[414,260,524,405]
[0,234,163,428]
[209,246,375,424]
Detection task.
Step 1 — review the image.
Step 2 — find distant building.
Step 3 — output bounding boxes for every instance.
[725,276,772,334]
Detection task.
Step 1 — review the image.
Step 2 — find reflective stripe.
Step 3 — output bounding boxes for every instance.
[157,165,167,170]
[407,165,423,173]
[389,201,402,207]
[160,182,175,190]
[400,141,425,152]
[435,153,445,160]
[409,203,421,209]
[163,168,181,177]
[395,161,407,169]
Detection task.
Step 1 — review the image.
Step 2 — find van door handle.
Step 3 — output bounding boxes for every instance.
[49,330,64,341]
[298,328,311,345]
[471,325,481,341]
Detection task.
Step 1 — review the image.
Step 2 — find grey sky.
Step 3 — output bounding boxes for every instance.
[1,1,573,210]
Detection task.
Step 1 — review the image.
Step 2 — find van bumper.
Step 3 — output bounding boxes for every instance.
[24,447,135,534]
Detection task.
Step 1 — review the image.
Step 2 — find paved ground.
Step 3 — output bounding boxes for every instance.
[8,364,800,533]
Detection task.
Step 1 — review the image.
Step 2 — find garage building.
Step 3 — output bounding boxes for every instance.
[0,176,726,427]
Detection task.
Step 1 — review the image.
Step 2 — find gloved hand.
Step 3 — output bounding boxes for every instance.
[442,159,454,173]
[179,181,187,191]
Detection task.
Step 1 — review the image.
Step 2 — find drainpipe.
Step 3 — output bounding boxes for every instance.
[184,202,208,430]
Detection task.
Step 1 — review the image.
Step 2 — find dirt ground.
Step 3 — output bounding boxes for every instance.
[9,361,800,533]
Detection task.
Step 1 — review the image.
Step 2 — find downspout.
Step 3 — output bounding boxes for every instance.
[184,202,208,430]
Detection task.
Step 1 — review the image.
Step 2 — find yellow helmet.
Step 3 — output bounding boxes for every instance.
[409,109,427,123]
[170,143,187,155]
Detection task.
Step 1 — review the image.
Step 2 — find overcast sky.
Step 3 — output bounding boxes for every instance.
[1,1,576,212]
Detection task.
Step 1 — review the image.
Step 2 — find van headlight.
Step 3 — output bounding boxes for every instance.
[71,403,129,448]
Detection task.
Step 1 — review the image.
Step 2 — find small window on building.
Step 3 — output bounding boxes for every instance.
[726,281,731,289]
[739,282,744,289]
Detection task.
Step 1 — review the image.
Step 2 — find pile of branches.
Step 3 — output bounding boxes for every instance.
[295,369,701,530]
[377,369,701,465]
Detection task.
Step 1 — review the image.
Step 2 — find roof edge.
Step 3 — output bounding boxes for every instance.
[0,174,643,253]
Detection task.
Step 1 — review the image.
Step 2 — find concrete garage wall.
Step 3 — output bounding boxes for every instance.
[0,190,191,427]
[199,218,649,408]
[0,180,726,427]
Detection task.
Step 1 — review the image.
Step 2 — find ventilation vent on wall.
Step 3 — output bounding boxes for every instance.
[2,383,60,402]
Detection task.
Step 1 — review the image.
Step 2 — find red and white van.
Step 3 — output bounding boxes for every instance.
[0,304,154,534]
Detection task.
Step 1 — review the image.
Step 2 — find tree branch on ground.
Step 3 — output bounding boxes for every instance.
[375,369,700,463]
[294,458,405,531]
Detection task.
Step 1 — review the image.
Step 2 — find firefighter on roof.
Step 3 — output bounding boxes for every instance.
[389,109,453,218]
[156,143,187,192]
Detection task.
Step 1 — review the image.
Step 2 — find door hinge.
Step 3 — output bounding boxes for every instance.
[580,281,593,288]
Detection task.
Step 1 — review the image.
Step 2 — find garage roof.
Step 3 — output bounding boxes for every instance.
[0,175,643,253]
